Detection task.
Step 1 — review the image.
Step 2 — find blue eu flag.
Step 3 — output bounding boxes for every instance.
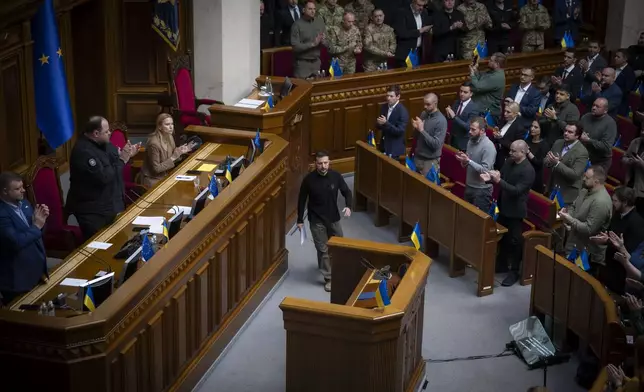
[32,0,74,149]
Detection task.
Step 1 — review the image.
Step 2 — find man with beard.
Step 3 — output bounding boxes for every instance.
[540,86,580,146]
[560,165,613,275]
[579,40,608,96]
[291,1,327,79]
[579,97,617,171]
[362,8,396,71]
[412,93,448,175]
[327,11,362,75]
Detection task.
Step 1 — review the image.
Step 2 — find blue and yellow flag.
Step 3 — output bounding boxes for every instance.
[375,279,391,306]
[32,0,74,149]
[328,58,343,77]
[489,200,499,221]
[263,95,274,111]
[634,82,643,95]
[225,162,233,183]
[538,105,544,115]
[209,173,219,198]
[162,218,169,247]
[141,234,155,262]
[405,156,417,172]
[524,130,530,140]
[153,0,180,51]
[549,186,564,210]
[614,134,622,147]
[426,164,440,185]
[585,160,592,170]
[356,278,391,308]
[405,49,419,68]
[254,129,262,151]
[84,286,96,312]
[367,130,377,147]
[575,248,590,271]
[567,247,578,262]
[411,221,422,250]
[484,110,496,128]
[560,35,568,49]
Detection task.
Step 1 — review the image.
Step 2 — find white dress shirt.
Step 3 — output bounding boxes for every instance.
[616,64,627,78]
[514,83,531,104]
[413,9,422,48]
[387,101,399,120]
[291,6,299,21]
[587,53,599,70]
[499,117,517,137]
[456,98,471,116]
[561,64,575,80]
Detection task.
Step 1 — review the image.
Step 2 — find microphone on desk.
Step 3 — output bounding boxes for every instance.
[359,257,392,280]
[77,247,113,273]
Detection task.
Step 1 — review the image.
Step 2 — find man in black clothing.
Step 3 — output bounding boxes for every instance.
[485,0,516,54]
[66,116,140,241]
[297,151,352,292]
[394,0,432,68]
[592,186,644,294]
[431,0,465,62]
[482,139,535,287]
[260,1,276,49]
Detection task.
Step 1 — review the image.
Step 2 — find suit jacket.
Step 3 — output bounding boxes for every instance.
[506,83,542,125]
[582,83,623,117]
[553,65,583,101]
[498,158,535,219]
[485,0,516,50]
[393,6,432,60]
[376,102,410,157]
[450,99,481,151]
[582,54,608,94]
[494,119,525,170]
[615,65,637,116]
[260,12,276,49]
[141,131,177,187]
[545,139,589,205]
[276,5,301,46]
[539,99,580,146]
[431,8,464,62]
[0,200,47,293]
[553,0,582,41]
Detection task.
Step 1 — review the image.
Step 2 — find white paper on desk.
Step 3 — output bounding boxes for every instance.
[234,103,262,109]
[60,278,89,287]
[300,227,308,246]
[149,225,165,235]
[175,175,197,181]
[132,216,165,226]
[86,241,112,250]
[166,205,192,215]
[239,98,264,106]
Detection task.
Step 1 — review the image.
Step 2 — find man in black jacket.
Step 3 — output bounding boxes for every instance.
[431,0,465,62]
[394,0,432,68]
[276,0,301,46]
[66,116,140,241]
[297,151,352,292]
[482,139,535,286]
[485,0,516,54]
[551,49,584,101]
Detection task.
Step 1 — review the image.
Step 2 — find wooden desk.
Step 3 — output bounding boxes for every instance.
[208,77,312,227]
[280,237,431,392]
[530,245,626,366]
[0,128,289,392]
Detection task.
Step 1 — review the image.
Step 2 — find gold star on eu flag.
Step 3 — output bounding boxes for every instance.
[39,54,50,65]
[57,48,63,57]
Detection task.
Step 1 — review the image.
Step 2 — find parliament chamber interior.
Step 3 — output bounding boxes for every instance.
[1,0,644,391]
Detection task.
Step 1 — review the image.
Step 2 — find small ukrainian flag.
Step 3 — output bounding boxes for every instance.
[426,164,440,185]
[405,156,417,172]
[489,200,499,221]
[549,186,564,210]
[484,110,495,127]
[575,248,590,271]
[225,162,233,183]
[375,279,391,307]
[263,95,274,111]
[411,221,422,250]
[84,286,96,312]
[162,218,169,247]
[367,129,377,147]
[405,49,418,68]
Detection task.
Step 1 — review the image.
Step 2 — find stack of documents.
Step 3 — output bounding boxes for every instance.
[233,98,265,109]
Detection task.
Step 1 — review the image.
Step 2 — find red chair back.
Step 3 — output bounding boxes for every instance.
[440,145,467,184]
[273,50,294,77]
[629,92,641,113]
[486,127,495,140]
[608,147,627,185]
[450,181,466,199]
[616,116,638,149]
[110,129,127,149]
[174,67,196,112]
[31,162,65,231]
[526,191,556,229]
[575,100,587,115]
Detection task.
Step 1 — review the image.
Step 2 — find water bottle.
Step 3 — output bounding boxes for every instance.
[383,62,388,70]
[38,302,46,315]
[510,46,515,54]
[267,77,273,95]
[264,76,270,92]
[47,301,55,317]
[321,69,326,77]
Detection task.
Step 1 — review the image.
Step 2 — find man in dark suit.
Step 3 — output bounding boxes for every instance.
[445,82,480,150]
[506,67,542,127]
[628,32,644,79]
[582,67,623,117]
[276,0,301,46]
[553,0,581,46]
[491,101,526,169]
[551,49,583,101]
[486,0,516,54]
[579,40,608,96]
[394,0,432,68]
[481,139,535,286]
[373,0,410,25]
[375,85,410,157]
[431,0,465,62]
[544,123,589,206]
[260,1,276,49]
[536,77,555,112]
[0,172,49,305]
[613,48,637,117]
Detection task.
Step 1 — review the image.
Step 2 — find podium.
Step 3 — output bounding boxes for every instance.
[280,237,432,392]
[208,77,312,228]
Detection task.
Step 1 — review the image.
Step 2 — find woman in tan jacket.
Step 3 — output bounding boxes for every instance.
[141,113,193,187]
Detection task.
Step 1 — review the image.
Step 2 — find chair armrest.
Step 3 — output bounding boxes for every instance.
[439,173,450,184]
[441,182,454,190]
[522,219,536,231]
[196,98,224,106]
[175,109,209,125]
[607,175,621,186]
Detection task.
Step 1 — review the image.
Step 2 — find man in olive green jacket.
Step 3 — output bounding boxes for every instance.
[470,52,506,125]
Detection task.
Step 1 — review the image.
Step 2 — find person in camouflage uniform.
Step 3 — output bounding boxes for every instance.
[317,0,344,31]
[519,0,551,52]
[327,12,363,74]
[457,0,493,60]
[344,0,375,33]
[362,8,396,72]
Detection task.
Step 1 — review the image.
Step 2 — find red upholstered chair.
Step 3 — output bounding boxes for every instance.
[616,116,638,149]
[607,147,627,186]
[449,181,466,199]
[486,127,495,140]
[629,92,641,113]
[440,145,467,184]
[168,53,224,131]
[272,49,294,77]
[109,122,147,206]
[492,182,500,200]
[25,156,82,258]
[575,99,587,115]
[526,190,556,230]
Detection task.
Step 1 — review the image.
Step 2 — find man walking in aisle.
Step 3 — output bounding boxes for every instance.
[297,151,352,292]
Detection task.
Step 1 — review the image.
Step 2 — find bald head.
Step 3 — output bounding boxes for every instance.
[509,140,528,163]
[600,67,616,86]
[423,93,439,113]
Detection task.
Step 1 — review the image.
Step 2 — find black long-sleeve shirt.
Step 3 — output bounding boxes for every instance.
[497,158,535,219]
[297,169,352,225]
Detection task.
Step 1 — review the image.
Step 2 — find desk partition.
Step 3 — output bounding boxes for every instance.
[0,128,289,392]
[280,237,431,392]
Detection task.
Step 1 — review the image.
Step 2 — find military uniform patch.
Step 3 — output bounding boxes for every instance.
[88,158,97,167]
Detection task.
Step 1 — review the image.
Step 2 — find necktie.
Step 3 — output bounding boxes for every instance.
[456,102,463,116]
[292,7,299,21]
[562,70,568,80]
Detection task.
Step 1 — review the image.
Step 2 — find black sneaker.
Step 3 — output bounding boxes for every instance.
[501,271,519,287]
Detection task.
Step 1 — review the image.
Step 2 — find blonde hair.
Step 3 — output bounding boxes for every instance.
[156,113,173,130]
[153,113,176,153]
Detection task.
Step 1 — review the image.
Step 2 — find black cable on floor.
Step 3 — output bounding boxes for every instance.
[424,349,515,363]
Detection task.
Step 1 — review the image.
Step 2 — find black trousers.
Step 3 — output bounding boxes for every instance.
[76,213,116,242]
[497,215,524,272]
